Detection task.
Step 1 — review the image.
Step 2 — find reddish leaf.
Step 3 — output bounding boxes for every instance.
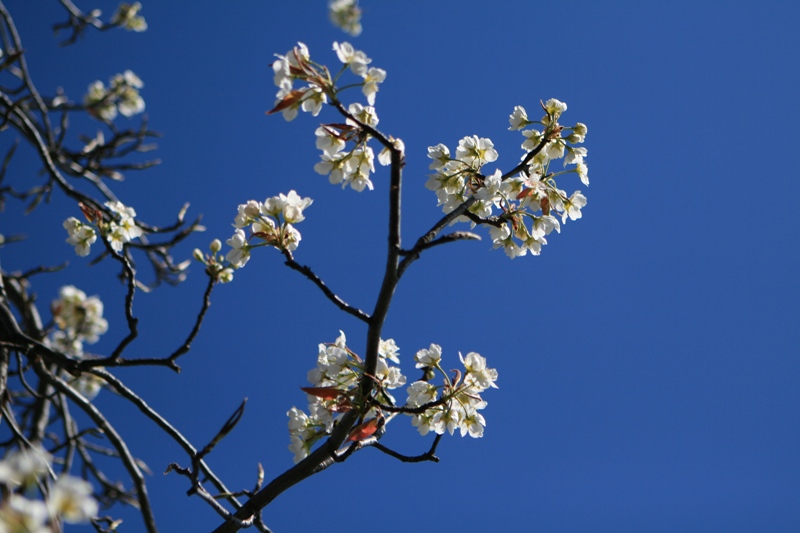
[516,188,535,200]
[301,386,344,400]
[266,90,306,115]
[347,418,380,442]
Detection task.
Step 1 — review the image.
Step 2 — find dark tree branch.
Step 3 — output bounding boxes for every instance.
[39,366,158,533]
[370,434,443,463]
[281,250,370,322]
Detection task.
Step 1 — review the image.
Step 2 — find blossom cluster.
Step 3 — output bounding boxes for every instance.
[426,99,589,258]
[328,0,362,36]
[84,70,145,121]
[269,42,397,192]
[407,345,498,438]
[193,238,234,283]
[224,190,313,269]
[0,446,98,530]
[63,200,143,256]
[286,333,497,463]
[49,285,108,398]
[110,2,147,32]
[50,285,108,352]
[287,332,406,463]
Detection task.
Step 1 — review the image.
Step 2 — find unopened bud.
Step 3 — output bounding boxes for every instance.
[193,248,204,262]
[210,239,222,254]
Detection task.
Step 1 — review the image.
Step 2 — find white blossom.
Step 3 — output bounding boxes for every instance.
[48,476,99,524]
[111,2,147,32]
[329,0,362,37]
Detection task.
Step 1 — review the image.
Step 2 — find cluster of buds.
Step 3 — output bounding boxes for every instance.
[426,99,589,258]
[0,446,98,529]
[84,70,145,121]
[110,2,147,32]
[287,333,497,462]
[328,0,362,36]
[63,200,143,257]
[224,190,313,269]
[193,239,234,283]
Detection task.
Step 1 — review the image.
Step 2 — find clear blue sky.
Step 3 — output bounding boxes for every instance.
[3,1,800,531]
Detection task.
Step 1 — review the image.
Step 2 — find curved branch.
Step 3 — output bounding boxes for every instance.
[370,434,442,463]
[398,134,552,279]
[40,365,158,533]
[281,251,370,322]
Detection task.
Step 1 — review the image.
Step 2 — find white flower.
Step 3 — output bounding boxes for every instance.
[71,373,105,400]
[63,217,97,257]
[378,138,404,167]
[521,129,544,152]
[562,191,587,223]
[234,200,263,228]
[427,143,451,170]
[121,70,144,88]
[274,78,301,122]
[301,86,327,117]
[456,135,498,168]
[315,152,348,184]
[460,352,498,391]
[378,338,400,364]
[111,2,147,32]
[0,446,51,488]
[329,0,362,37]
[344,146,375,192]
[84,81,116,120]
[347,102,379,128]
[264,190,313,224]
[460,409,486,438]
[532,215,561,239]
[375,357,406,391]
[567,122,588,143]
[225,229,250,268]
[544,98,568,118]
[218,268,234,283]
[361,67,386,105]
[0,495,49,533]
[564,146,587,167]
[509,105,529,130]
[48,476,99,523]
[315,126,346,156]
[545,139,566,160]
[414,344,442,368]
[489,222,511,248]
[332,41,370,75]
[51,286,108,345]
[406,381,437,407]
[576,162,589,186]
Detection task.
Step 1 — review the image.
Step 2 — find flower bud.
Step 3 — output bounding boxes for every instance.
[210,239,222,254]
[193,248,204,262]
[218,268,234,283]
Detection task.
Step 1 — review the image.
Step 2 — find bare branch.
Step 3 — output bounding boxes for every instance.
[281,250,370,322]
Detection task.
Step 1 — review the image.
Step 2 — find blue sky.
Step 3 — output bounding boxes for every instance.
[3,1,800,531]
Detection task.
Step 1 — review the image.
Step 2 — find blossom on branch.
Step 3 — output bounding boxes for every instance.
[51,285,108,353]
[63,217,97,257]
[328,0,363,37]
[111,2,147,32]
[224,191,313,269]
[288,332,406,462]
[84,70,145,121]
[425,99,590,258]
[0,448,98,527]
